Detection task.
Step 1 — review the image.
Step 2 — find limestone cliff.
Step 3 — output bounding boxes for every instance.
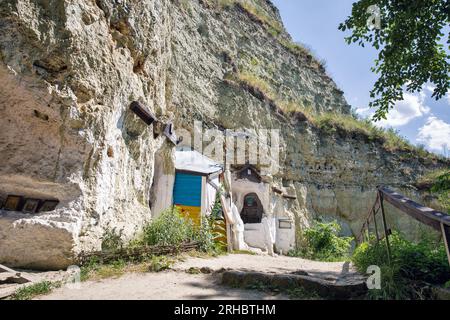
[0,0,448,269]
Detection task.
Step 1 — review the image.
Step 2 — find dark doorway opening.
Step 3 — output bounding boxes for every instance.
[240,193,264,224]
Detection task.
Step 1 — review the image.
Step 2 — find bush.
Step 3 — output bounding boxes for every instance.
[101,228,124,252]
[141,207,195,247]
[193,216,219,253]
[288,220,353,262]
[139,207,224,255]
[352,232,450,299]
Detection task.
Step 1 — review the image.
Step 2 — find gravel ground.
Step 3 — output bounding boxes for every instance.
[36,254,361,300]
[39,271,287,300]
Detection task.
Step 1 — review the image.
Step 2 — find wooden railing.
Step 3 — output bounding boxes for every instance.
[358,186,450,266]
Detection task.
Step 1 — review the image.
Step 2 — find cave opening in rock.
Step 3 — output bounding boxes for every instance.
[240,193,264,224]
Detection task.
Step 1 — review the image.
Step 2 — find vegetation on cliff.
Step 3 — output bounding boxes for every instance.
[418,169,450,213]
[226,69,442,159]
[204,0,325,70]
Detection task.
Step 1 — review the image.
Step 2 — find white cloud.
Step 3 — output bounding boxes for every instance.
[417,117,450,153]
[424,84,436,94]
[376,92,430,128]
[355,106,371,118]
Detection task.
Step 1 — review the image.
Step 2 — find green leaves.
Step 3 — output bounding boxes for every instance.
[140,207,224,254]
[142,207,195,247]
[340,0,450,120]
[353,231,450,299]
[430,171,450,214]
[289,220,353,262]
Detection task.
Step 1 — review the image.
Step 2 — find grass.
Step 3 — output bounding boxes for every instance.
[417,168,450,186]
[205,0,325,70]
[417,169,450,213]
[236,71,276,100]
[9,281,60,300]
[312,113,414,151]
[80,258,128,281]
[237,1,283,36]
[79,253,181,281]
[352,232,450,299]
[207,0,283,34]
[229,70,436,157]
[278,39,324,69]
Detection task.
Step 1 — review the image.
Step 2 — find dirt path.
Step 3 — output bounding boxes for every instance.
[37,254,362,300]
[39,272,286,300]
[174,254,355,280]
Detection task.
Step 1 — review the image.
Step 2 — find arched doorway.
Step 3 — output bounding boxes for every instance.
[241,193,264,224]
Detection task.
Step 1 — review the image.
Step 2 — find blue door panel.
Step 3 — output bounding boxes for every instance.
[173,173,202,207]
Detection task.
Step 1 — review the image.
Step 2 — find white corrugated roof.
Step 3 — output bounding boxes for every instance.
[175,148,223,175]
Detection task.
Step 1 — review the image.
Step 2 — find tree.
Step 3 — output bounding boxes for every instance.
[339,0,449,121]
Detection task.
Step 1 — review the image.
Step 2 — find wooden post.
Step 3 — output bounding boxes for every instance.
[379,191,392,264]
[373,208,380,243]
[360,222,366,243]
[441,223,450,267]
[366,219,370,242]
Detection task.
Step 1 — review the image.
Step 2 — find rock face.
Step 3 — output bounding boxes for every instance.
[0,0,448,269]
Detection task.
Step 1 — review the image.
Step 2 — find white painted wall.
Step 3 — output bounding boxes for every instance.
[204,177,218,216]
[275,218,296,254]
[231,178,270,214]
[243,223,266,249]
[232,175,272,251]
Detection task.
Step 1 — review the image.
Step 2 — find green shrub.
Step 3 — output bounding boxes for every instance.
[288,220,353,262]
[210,189,224,220]
[141,207,195,247]
[139,207,224,255]
[193,216,218,253]
[352,232,450,299]
[101,228,124,252]
[445,280,450,289]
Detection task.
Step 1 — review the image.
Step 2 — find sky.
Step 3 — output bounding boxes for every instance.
[271,0,450,157]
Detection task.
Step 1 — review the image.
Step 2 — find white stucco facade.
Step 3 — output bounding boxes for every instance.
[230,169,296,254]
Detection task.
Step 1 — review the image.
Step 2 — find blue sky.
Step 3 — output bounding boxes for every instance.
[272,0,450,157]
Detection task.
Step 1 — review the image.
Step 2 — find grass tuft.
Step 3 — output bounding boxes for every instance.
[9,281,59,300]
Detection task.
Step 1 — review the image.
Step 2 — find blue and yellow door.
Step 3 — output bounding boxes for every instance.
[173,172,202,226]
